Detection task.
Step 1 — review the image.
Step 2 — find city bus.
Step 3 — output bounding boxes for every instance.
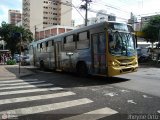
[28,21,138,77]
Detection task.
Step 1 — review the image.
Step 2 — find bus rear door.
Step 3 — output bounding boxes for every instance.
[54,41,62,70]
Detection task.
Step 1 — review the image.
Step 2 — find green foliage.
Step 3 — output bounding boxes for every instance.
[0,21,33,56]
[6,60,16,65]
[142,15,160,43]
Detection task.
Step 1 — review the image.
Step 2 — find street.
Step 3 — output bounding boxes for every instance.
[0,65,160,120]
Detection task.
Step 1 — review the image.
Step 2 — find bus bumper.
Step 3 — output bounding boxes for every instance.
[108,65,138,77]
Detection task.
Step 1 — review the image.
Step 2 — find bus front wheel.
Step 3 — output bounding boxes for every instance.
[76,62,88,77]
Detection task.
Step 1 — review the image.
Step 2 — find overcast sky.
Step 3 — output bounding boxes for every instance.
[0,0,160,26]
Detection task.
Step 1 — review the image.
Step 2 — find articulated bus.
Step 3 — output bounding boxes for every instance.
[29,21,138,77]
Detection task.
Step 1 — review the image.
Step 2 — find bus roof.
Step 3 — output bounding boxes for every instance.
[32,21,131,44]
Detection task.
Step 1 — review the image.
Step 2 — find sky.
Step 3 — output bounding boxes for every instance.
[0,0,160,26]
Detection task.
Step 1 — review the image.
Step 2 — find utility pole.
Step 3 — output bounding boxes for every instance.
[34,25,37,40]
[80,0,92,26]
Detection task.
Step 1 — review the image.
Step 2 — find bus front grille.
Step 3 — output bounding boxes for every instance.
[121,68,132,72]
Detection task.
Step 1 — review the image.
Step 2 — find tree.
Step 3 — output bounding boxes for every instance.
[142,15,160,46]
[0,22,33,57]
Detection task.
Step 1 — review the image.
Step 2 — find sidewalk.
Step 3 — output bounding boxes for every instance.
[0,65,36,79]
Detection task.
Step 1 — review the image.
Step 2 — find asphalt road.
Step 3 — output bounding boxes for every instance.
[0,66,160,120]
[114,65,160,97]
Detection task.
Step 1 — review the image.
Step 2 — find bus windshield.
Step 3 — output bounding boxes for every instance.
[108,31,136,56]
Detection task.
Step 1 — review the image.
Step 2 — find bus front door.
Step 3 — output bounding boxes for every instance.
[92,33,106,75]
[54,42,62,70]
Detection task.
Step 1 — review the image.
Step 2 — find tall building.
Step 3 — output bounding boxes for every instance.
[8,10,22,25]
[96,10,116,23]
[22,0,72,34]
[85,10,116,26]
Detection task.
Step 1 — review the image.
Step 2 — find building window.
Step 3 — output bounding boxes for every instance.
[53,13,57,15]
[53,18,57,20]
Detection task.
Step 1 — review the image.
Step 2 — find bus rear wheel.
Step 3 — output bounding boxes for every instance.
[40,61,45,71]
[76,62,88,77]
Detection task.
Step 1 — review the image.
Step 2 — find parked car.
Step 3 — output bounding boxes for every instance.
[13,54,20,63]
[137,48,151,63]
[21,55,30,65]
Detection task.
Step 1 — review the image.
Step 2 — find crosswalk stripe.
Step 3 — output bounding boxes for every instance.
[0,77,16,80]
[0,83,54,90]
[0,98,93,116]
[61,107,118,120]
[0,81,46,87]
[0,79,38,84]
[0,79,38,82]
[0,87,63,96]
[0,92,75,105]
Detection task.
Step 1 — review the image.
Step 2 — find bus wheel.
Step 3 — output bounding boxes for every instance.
[40,61,44,71]
[77,62,88,77]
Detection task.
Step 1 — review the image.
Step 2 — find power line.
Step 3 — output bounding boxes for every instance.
[91,1,130,14]
[88,8,128,21]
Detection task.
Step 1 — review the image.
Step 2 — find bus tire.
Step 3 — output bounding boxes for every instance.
[40,61,45,71]
[76,62,88,77]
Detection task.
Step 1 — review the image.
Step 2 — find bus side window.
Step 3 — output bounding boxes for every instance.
[37,43,40,52]
[48,40,52,47]
[40,43,42,52]
[46,41,48,47]
[73,34,77,42]
[64,37,66,44]
[40,43,42,49]
[77,31,89,49]
[29,45,33,54]
[64,35,76,50]
[87,31,90,39]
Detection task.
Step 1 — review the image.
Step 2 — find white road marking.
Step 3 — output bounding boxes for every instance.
[61,107,118,120]
[104,92,118,97]
[0,79,38,84]
[0,92,75,105]
[0,98,93,116]
[0,81,46,87]
[142,95,152,98]
[0,83,53,90]
[157,110,160,113]
[0,87,63,96]
[127,100,137,104]
[120,90,130,93]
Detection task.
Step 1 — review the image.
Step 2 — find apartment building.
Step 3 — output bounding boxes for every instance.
[22,0,72,34]
[8,10,22,25]
[35,25,74,40]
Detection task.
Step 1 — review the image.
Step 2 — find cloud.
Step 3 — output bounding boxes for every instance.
[0,5,9,24]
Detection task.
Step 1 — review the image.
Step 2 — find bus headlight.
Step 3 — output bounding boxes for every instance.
[112,61,119,66]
